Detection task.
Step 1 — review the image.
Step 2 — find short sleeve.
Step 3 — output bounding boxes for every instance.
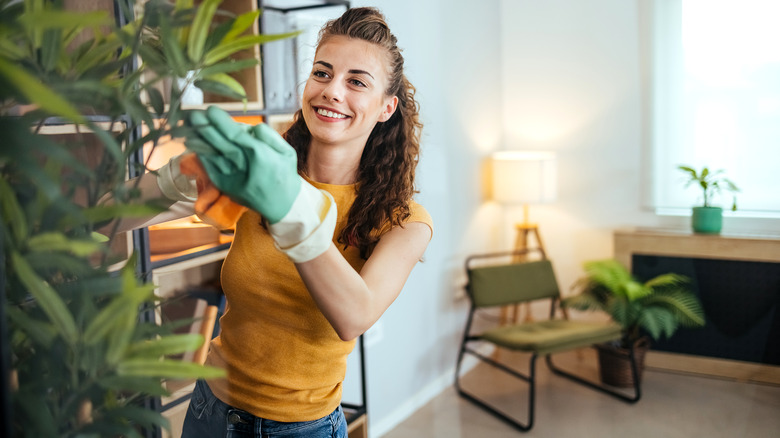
[376,200,433,238]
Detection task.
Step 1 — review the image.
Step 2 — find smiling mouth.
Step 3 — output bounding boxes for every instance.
[316,108,348,119]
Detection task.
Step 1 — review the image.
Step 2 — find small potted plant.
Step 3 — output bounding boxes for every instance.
[677,165,739,234]
[562,259,705,387]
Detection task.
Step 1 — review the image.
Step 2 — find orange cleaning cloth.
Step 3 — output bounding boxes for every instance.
[178,153,247,229]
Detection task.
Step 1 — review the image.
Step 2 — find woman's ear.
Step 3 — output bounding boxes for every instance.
[378,95,399,122]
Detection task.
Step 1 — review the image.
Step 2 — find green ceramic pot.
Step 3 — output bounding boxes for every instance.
[692,206,723,234]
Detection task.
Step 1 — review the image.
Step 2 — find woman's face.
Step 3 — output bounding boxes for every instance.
[301,35,398,150]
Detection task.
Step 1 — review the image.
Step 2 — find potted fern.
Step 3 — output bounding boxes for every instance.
[677,165,740,234]
[562,259,705,387]
[0,0,294,435]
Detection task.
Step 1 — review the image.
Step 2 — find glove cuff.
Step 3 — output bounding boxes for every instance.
[157,153,198,202]
[268,182,337,263]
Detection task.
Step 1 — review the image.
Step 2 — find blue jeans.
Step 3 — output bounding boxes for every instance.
[182,380,348,438]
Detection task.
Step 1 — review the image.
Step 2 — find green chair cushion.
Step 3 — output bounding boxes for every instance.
[480,319,623,355]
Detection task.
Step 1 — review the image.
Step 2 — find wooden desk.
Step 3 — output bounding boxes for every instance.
[614,228,780,384]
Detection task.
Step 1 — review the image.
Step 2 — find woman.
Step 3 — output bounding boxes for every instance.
[180,7,432,437]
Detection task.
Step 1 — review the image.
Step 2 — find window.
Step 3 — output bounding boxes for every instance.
[646,0,780,217]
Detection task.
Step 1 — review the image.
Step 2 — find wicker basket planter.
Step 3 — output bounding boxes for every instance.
[595,337,651,388]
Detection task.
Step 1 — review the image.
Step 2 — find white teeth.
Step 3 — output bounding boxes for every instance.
[317,108,347,119]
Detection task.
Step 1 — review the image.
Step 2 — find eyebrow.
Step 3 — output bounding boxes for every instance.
[314,61,375,80]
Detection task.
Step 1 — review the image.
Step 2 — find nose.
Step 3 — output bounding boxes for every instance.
[321,80,345,103]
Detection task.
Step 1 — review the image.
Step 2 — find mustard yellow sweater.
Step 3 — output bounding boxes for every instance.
[205,179,433,421]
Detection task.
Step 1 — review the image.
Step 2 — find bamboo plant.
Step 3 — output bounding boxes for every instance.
[0,0,295,436]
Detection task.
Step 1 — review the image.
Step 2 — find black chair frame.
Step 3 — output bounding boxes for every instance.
[454,250,641,432]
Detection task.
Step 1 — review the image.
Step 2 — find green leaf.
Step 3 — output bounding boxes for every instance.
[608,298,632,328]
[203,31,300,65]
[146,86,165,115]
[87,121,127,165]
[0,56,84,122]
[123,92,156,132]
[112,19,141,60]
[176,0,196,9]
[23,251,94,278]
[103,405,171,431]
[126,333,205,358]
[637,308,665,340]
[583,259,635,297]
[623,281,650,302]
[13,390,58,437]
[54,79,116,108]
[57,274,123,301]
[172,1,196,46]
[97,376,171,397]
[159,15,189,78]
[198,58,258,78]
[677,165,696,176]
[105,305,142,364]
[138,44,169,74]
[91,231,109,243]
[637,307,677,340]
[73,35,125,76]
[40,27,62,72]
[10,251,78,345]
[0,36,28,60]
[187,0,221,62]
[647,292,705,327]
[17,10,110,33]
[83,203,165,224]
[83,264,153,346]
[26,231,102,257]
[5,305,58,348]
[117,359,226,379]
[202,18,235,55]
[83,283,152,346]
[223,10,261,43]
[196,73,246,100]
[0,176,29,244]
[560,293,605,312]
[644,273,687,289]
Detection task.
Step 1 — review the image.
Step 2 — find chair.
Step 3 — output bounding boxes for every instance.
[454,249,641,431]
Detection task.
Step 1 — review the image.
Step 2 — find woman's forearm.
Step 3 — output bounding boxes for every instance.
[295,222,432,341]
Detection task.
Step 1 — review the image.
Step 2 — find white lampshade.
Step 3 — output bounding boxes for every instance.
[491,151,557,204]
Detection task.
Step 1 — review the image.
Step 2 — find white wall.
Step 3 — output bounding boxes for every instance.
[498,0,662,294]
[343,1,668,436]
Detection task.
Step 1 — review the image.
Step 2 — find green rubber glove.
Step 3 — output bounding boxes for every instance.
[187,106,302,224]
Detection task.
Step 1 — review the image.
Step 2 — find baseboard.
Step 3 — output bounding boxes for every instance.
[370,344,494,438]
[646,351,780,385]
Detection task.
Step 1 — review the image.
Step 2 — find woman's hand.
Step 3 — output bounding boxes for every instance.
[177,153,247,229]
[187,106,301,224]
[187,106,337,263]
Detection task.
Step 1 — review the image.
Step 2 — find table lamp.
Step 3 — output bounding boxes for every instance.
[491,150,557,254]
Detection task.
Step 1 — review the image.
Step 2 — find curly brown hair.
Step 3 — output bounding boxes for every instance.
[283,7,422,259]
